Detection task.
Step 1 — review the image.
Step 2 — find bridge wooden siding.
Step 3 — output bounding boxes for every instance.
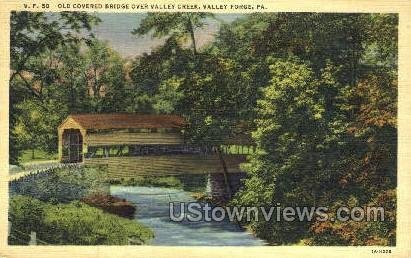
[58,114,188,163]
[58,114,253,178]
[86,131,184,146]
[84,154,247,178]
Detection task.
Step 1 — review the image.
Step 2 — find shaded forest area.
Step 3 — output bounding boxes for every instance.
[10,12,397,245]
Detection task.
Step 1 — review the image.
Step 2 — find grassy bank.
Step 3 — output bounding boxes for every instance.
[19,149,57,163]
[9,165,154,245]
[109,174,208,192]
[110,176,183,189]
[9,195,153,245]
[9,165,109,202]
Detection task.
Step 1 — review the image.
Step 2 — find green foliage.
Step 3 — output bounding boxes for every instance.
[8,195,45,244]
[10,11,100,77]
[12,99,63,156]
[112,176,183,189]
[133,12,215,54]
[84,40,130,112]
[19,149,57,163]
[9,195,153,245]
[110,174,208,192]
[306,190,396,246]
[230,14,397,245]
[9,12,129,164]
[9,12,397,246]
[153,77,185,114]
[128,37,194,114]
[9,12,100,164]
[174,54,257,145]
[10,165,108,203]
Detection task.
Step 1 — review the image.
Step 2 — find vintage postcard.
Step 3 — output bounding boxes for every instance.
[0,0,410,257]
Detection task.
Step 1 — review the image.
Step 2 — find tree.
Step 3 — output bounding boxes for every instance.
[12,99,64,159]
[152,77,185,114]
[10,12,100,97]
[128,37,193,113]
[84,39,129,112]
[133,12,214,55]
[9,11,100,164]
[228,13,397,245]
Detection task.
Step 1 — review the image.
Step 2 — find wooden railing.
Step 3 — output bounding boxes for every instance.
[85,144,256,159]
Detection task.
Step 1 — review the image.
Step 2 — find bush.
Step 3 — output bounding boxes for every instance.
[8,195,45,244]
[9,195,154,245]
[115,174,207,192]
[10,165,109,203]
[121,176,183,188]
[305,190,396,246]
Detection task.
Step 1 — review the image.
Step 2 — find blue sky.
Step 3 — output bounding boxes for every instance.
[92,13,243,58]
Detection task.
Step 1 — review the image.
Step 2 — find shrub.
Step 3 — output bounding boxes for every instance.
[305,190,396,246]
[42,201,153,245]
[121,176,183,188]
[9,195,154,245]
[10,165,109,203]
[8,195,45,244]
[115,174,207,191]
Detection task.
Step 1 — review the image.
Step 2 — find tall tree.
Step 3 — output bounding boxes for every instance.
[9,11,100,164]
[84,39,128,112]
[133,12,214,55]
[10,12,100,94]
[227,13,397,245]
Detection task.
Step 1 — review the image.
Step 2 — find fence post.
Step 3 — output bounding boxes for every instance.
[29,231,37,245]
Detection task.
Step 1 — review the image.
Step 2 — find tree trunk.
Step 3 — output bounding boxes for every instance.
[187,19,197,55]
[31,148,35,159]
[216,146,232,199]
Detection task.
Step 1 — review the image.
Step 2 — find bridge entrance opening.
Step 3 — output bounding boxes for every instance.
[62,129,83,163]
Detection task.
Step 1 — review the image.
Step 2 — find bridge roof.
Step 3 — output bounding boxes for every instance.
[60,113,186,130]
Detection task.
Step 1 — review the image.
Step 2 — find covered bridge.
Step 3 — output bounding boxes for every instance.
[58,113,253,178]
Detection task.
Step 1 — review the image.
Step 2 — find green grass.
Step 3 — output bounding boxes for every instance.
[108,174,208,192]
[9,195,154,245]
[19,149,57,163]
[110,176,183,189]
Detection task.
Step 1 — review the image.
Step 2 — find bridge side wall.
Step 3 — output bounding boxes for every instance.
[85,131,184,146]
[84,154,247,178]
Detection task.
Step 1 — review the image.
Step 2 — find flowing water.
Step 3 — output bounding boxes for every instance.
[110,185,266,246]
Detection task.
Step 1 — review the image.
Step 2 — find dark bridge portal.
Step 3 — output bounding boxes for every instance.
[62,129,83,163]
